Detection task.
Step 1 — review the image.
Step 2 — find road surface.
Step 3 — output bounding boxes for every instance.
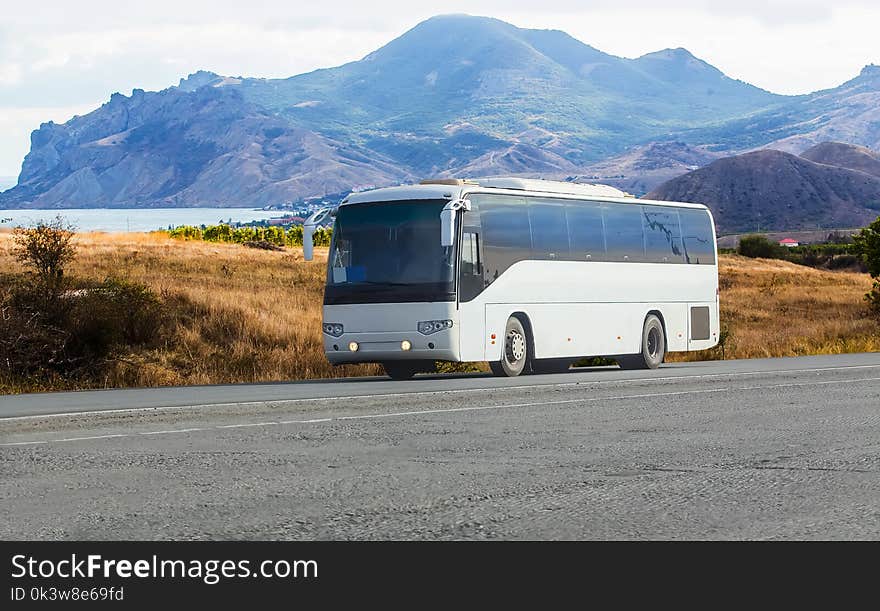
[1,353,879,540]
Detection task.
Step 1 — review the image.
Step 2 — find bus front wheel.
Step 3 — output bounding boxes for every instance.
[490,317,530,377]
[617,314,666,370]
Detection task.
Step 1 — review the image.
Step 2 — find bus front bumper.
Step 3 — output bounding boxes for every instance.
[324,331,457,364]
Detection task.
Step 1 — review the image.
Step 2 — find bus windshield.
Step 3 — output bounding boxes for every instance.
[323,199,457,305]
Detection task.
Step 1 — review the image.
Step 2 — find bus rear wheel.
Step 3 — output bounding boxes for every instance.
[617,314,665,370]
[490,316,530,377]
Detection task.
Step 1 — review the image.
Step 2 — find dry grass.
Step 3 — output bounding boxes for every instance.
[677,254,879,360]
[0,232,877,392]
[0,231,380,392]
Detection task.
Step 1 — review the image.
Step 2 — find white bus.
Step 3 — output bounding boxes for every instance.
[303,178,719,379]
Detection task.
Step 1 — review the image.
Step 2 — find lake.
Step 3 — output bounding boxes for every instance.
[0,208,287,233]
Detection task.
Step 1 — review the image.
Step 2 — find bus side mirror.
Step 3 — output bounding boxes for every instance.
[440,198,471,247]
[302,207,333,261]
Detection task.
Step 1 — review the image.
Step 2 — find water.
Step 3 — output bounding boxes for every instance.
[0,208,287,233]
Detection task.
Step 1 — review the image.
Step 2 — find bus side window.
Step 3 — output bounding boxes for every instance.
[461,232,481,276]
[459,231,483,302]
[529,199,570,260]
[566,201,605,261]
[480,196,531,281]
[679,208,716,265]
[603,203,646,262]
[643,206,684,263]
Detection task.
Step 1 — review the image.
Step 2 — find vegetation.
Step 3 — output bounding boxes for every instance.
[1,225,166,389]
[853,216,880,315]
[674,254,877,362]
[737,233,865,271]
[11,216,77,296]
[0,230,877,393]
[738,235,787,259]
[167,223,332,247]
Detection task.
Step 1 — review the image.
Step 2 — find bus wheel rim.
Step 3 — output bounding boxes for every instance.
[647,327,659,358]
[507,331,525,363]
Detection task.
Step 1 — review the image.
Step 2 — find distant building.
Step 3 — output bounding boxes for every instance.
[778,238,799,247]
[268,216,304,226]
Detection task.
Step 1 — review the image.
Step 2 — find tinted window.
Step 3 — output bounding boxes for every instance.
[324,200,456,305]
[529,199,570,260]
[566,201,605,261]
[643,206,684,263]
[459,231,483,302]
[679,208,716,265]
[603,204,645,262]
[480,196,531,283]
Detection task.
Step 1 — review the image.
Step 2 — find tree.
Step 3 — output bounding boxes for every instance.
[853,216,880,314]
[12,216,76,295]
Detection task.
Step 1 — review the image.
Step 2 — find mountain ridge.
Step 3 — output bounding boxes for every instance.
[2,13,879,222]
[647,147,880,232]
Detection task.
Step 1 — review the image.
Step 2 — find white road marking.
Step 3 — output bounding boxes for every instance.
[4,374,879,448]
[3,362,880,423]
[53,434,129,443]
[138,428,204,436]
[215,422,279,429]
[1,440,49,446]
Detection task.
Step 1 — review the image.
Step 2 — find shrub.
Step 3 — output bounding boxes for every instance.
[866,281,880,317]
[312,227,333,247]
[286,225,304,246]
[202,224,234,243]
[737,235,786,259]
[0,276,163,380]
[853,216,880,277]
[853,216,880,316]
[168,225,202,240]
[12,216,76,298]
[69,278,163,354]
[167,223,331,249]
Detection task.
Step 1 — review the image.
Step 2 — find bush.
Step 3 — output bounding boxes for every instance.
[69,279,163,355]
[853,216,880,316]
[169,225,202,240]
[12,216,76,303]
[853,216,880,277]
[737,235,787,259]
[0,276,163,380]
[866,281,880,317]
[202,224,234,243]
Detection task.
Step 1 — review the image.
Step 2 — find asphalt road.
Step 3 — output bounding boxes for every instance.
[1,353,879,540]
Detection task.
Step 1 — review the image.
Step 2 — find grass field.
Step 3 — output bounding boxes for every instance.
[0,231,877,392]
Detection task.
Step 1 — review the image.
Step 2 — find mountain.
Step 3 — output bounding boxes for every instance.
[647,149,880,232]
[680,65,880,154]
[2,14,879,209]
[3,87,410,208]
[800,141,880,178]
[570,141,721,196]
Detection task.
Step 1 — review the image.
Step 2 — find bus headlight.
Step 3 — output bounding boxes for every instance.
[400,340,412,351]
[323,323,344,337]
[418,320,453,335]
[348,341,359,352]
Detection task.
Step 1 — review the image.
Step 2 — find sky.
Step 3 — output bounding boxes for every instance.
[1,0,879,177]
